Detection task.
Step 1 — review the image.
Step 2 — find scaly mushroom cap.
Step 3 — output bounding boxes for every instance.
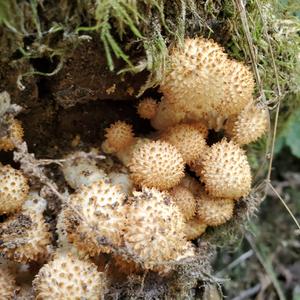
[197,193,235,226]
[0,210,52,263]
[116,137,150,167]
[201,139,252,199]
[129,140,184,190]
[184,217,207,240]
[137,98,158,119]
[62,152,107,189]
[188,121,209,138]
[150,98,186,130]
[62,180,126,255]
[0,165,29,215]
[201,111,227,131]
[225,104,268,145]
[33,252,107,300]
[169,186,196,220]
[0,118,24,151]
[161,124,207,164]
[160,37,254,119]
[104,121,134,152]
[0,266,17,300]
[124,188,192,271]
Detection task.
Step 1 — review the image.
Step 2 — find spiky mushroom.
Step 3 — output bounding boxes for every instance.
[225,104,268,145]
[0,208,52,263]
[129,140,185,190]
[137,98,158,119]
[169,185,196,220]
[160,37,254,119]
[188,121,209,138]
[116,137,150,167]
[160,123,207,164]
[0,118,24,151]
[103,121,134,153]
[201,139,252,199]
[124,188,194,272]
[150,98,186,130]
[0,165,29,215]
[197,193,235,226]
[184,217,207,240]
[61,180,126,255]
[62,151,107,189]
[33,251,107,300]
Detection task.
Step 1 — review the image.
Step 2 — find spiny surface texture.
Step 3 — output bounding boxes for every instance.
[124,188,193,271]
[201,139,252,199]
[129,140,185,190]
[0,165,29,214]
[61,180,126,255]
[33,252,107,300]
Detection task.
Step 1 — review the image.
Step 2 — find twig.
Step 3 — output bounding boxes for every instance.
[253,1,283,192]
[234,0,272,195]
[234,0,265,101]
[232,283,261,300]
[268,182,300,230]
[216,250,253,276]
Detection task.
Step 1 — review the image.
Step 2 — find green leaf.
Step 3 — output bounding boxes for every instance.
[293,285,300,300]
[276,108,300,158]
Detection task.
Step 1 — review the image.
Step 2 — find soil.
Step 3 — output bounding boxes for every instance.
[0,36,153,161]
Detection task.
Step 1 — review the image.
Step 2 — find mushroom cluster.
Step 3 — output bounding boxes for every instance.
[0,37,268,298]
[98,37,267,268]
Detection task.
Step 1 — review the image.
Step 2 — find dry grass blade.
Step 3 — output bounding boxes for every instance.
[246,234,286,300]
[253,0,284,188]
[234,0,264,100]
[268,182,300,230]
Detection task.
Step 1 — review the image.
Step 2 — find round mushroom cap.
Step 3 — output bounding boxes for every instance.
[61,180,126,255]
[129,140,185,190]
[150,99,186,130]
[0,118,24,151]
[137,98,158,119]
[197,193,235,226]
[104,121,134,152]
[169,185,197,220]
[225,104,268,145]
[62,152,108,189]
[161,123,207,164]
[116,137,150,167]
[33,252,107,300]
[188,121,209,138]
[124,188,192,271]
[201,139,252,199]
[160,37,254,119]
[0,165,29,215]
[0,209,52,263]
[184,217,207,240]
